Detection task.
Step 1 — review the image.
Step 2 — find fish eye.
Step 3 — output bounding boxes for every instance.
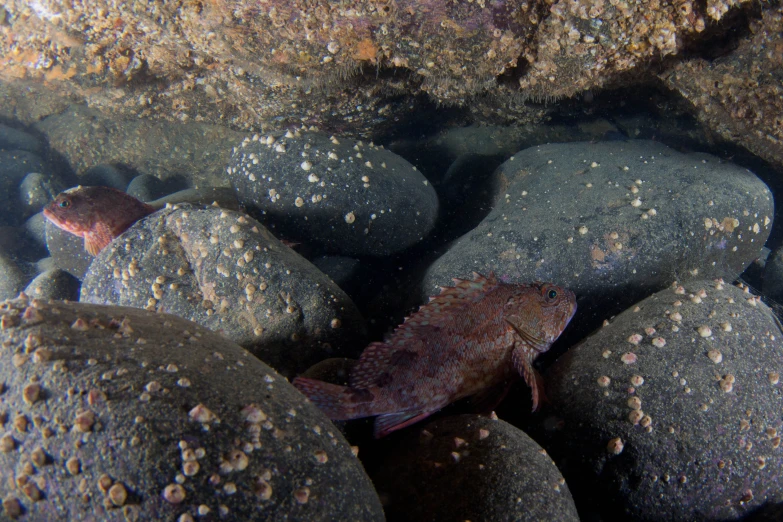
[58,200,70,208]
[547,289,558,299]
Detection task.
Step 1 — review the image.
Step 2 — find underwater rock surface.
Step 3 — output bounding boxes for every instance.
[424,140,773,327]
[228,132,439,256]
[372,414,579,522]
[0,297,384,521]
[80,205,366,377]
[542,280,783,520]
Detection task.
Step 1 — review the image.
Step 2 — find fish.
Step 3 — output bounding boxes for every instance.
[43,186,156,256]
[293,272,577,438]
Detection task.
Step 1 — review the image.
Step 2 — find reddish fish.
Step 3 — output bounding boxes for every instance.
[43,186,156,256]
[294,273,577,438]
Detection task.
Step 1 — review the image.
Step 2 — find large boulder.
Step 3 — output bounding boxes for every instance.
[228,132,439,256]
[0,296,384,521]
[80,205,366,377]
[540,280,783,520]
[424,140,773,332]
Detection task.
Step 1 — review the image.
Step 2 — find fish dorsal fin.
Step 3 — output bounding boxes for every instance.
[404,272,500,330]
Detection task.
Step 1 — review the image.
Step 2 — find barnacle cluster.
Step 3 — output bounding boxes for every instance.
[0,0,775,147]
[661,5,783,167]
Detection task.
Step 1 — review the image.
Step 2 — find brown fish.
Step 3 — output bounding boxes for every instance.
[43,186,156,256]
[294,273,577,438]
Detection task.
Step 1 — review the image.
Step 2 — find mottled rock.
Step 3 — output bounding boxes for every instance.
[19,172,67,220]
[372,414,579,522]
[0,296,384,521]
[228,132,438,256]
[542,280,783,520]
[662,7,783,168]
[424,141,773,331]
[23,269,80,301]
[80,205,366,376]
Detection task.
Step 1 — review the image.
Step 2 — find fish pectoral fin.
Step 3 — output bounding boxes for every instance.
[505,319,547,350]
[84,222,115,256]
[374,409,437,439]
[512,345,547,412]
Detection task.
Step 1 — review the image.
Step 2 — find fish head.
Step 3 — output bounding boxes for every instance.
[503,283,577,352]
[42,186,94,237]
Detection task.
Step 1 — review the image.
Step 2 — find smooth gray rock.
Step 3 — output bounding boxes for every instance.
[541,280,783,521]
[80,164,132,190]
[372,414,579,522]
[228,132,439,256]
[0,150,47,226]
[424,141,773,333]
[0,296,384,522]
[0,123,43,154]
[80,205,367,377]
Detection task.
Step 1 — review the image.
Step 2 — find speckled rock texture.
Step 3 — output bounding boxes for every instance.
[0,254,27,301]
[540,280,783,521]
[423,140,773,331]
[80,205,367,377]
[0,297,384,521]
[23,269,80,301]
[662,5,783,168]
[371,414,579,522]
[228,132,438,256]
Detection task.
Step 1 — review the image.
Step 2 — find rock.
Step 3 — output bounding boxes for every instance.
[0,150,47,226]
[80,164,133,190]
[24,212,48,252]
[80,205,367,377]
[126,174,173,202]
[0,253,27,300]
[0,123,43,154]
[0,225,47,263]
[228,132,439,256]
[541,280,783,520]
[19,171,67,219]
[23,269,81,301]
[44,217,94,280]
[763,246,783,304]
[424,141,773,334]
[371,414,579,522]
[0,296,384,522]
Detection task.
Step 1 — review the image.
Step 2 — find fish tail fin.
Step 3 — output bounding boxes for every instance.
[293,377,373,420]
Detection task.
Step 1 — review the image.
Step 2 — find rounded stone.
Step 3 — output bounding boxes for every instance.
[371,414,579,522]
[542,281,783,520]
[23,269,80,301]
[80,204,366,377]
[0,296,384,521]
[424,140,773,336]
[227,132,439,256]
